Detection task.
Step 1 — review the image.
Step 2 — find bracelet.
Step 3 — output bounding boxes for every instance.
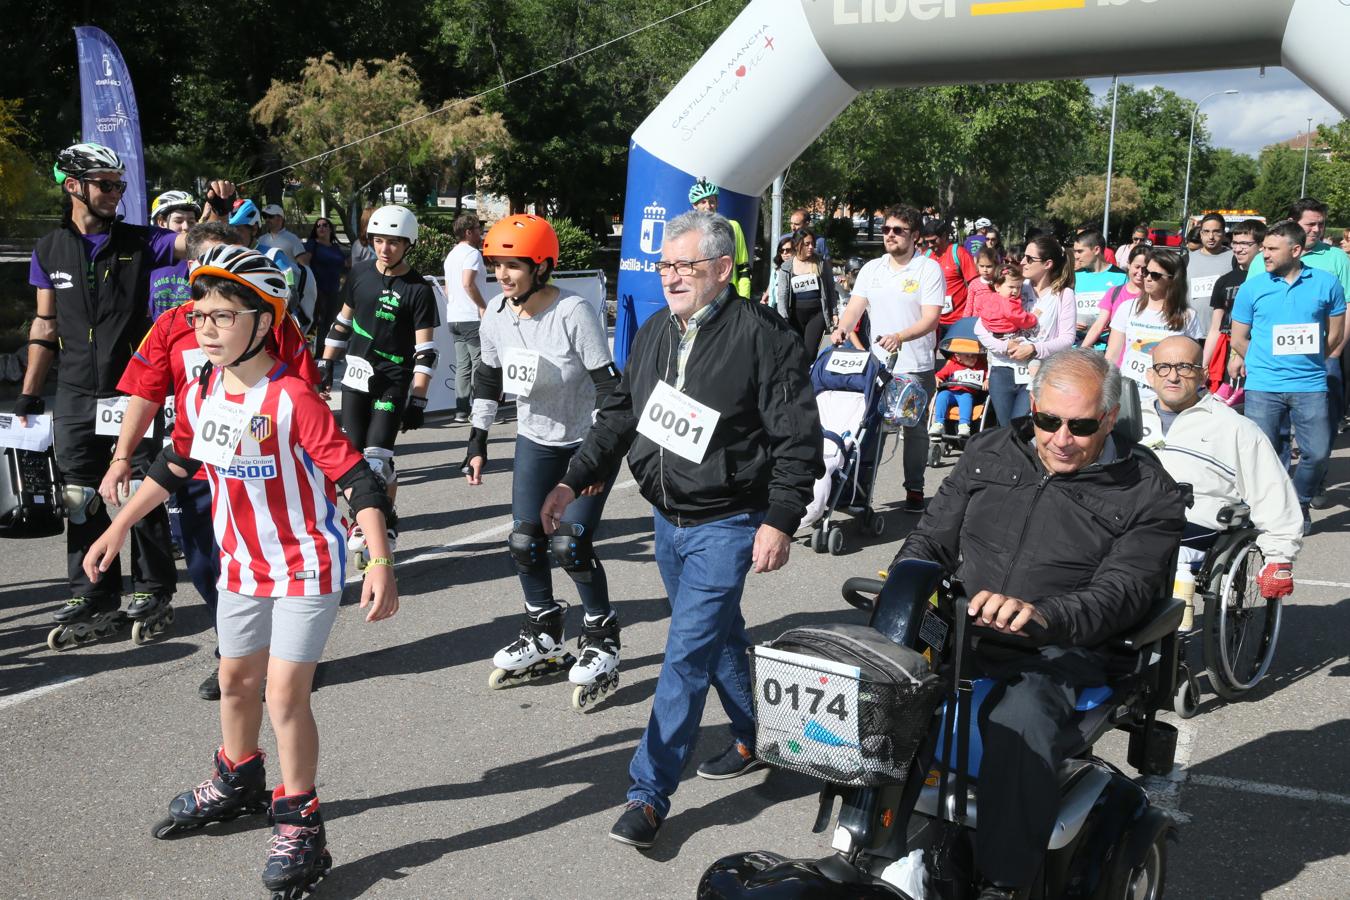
[365,557,395,569]
[111,456,131,464]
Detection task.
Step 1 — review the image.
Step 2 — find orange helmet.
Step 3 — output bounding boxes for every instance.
[483,214,559,268]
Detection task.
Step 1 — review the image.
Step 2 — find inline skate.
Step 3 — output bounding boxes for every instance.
[262,787,331,899]
[46,597,127,651]
[569,613,621,711]
[152,747,269,839]
[488,604,575,689]
[126,591,174,645]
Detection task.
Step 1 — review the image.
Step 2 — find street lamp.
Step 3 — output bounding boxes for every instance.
[1180,89,1239,232]
[1302,116,1313,196]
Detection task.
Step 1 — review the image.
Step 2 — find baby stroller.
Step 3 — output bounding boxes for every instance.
[926,318,990,467]
[800,345,893,556]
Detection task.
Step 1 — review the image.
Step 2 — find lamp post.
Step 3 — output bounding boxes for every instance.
[1103,75,1119,239]
[1302,117,1313,196]
[1180,89,1239,232]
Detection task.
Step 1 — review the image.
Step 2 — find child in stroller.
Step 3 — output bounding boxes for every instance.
[927,320,989,465]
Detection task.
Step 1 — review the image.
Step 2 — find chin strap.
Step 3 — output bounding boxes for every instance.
[497,263,549,312]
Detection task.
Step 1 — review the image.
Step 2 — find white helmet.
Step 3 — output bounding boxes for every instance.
[151,190,201,220]
[974,217,993,230]
[368,205,418,244]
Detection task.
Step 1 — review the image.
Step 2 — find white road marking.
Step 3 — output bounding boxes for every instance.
[1297,579,1350,589]
[0,676,86,712]
[349,478,639,581]
[1188,774,1350,808]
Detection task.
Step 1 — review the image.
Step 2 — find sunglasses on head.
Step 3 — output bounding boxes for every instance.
[1031,410,1105,437]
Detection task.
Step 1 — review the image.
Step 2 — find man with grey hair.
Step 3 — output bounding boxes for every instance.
[895,347,1185,898]
[542,209,823,849]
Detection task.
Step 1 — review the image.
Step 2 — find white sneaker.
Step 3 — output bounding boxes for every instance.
[927,421,944,437]
[957,424,971,438]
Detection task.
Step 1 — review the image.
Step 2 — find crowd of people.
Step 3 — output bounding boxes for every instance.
[9,141,1343,898]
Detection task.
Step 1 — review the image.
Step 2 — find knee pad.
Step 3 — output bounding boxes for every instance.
[549,524,595,584]
[508,520,548,574]
[363,447,396,487]
[62,484,102,525]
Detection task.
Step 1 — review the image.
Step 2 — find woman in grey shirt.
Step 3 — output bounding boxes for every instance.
[461,214,624,710]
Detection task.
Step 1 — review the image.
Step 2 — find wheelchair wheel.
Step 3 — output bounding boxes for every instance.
[1106,814,1168,900]
[1202,540,1281,700]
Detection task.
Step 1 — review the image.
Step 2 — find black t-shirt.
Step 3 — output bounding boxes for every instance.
[343,262,440,390]
[1209,267,1247,333]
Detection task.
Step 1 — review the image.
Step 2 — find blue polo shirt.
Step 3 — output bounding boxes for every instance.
[1231,264,1345,392]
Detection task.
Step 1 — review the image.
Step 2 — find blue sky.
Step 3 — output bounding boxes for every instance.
[1085,67,1342,157]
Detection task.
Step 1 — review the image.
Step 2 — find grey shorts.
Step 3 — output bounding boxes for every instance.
[216,590,341,663]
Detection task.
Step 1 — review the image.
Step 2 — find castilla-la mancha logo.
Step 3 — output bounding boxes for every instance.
[640,201,666,256]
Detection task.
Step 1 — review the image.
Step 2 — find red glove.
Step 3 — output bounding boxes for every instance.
[1256,563,1293,600]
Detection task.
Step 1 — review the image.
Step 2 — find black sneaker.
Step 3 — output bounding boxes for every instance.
[696,740,766,780]
[609,800,662,848]
[198,668,221,701]
[904,490,925,513]
[1310,491,1333,510]
[452,411,469,424]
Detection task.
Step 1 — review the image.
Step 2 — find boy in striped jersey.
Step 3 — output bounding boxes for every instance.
[84,246,395,897]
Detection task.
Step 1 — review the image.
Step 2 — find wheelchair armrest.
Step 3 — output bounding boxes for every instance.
[1109,598,1185,652]
[1216,502,1251,527]
[969,618,1052,649]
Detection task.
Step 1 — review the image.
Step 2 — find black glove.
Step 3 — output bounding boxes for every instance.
[401,394,427,432]
[13,394,44,417]
[316,359,334,393]
[462,426,488,474]
[205,191,231,217]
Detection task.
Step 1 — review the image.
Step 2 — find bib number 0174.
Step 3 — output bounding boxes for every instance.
[760,676,849,721]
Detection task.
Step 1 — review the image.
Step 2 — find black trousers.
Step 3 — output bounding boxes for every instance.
[974,645,1111,888]
[53,393,177,609]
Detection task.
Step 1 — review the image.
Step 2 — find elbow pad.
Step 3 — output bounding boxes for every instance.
[29,338,58,352]
[338,461,392,517]
[589,363,620,409]
[147,445,202,493]
[413,341,438,377]
[474,363,503,401]
[325,313,352,350]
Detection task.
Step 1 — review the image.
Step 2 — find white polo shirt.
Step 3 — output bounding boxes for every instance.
[853,253,945,373]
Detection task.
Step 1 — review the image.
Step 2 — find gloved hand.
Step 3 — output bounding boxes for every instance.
[401,394,427,432]
[13,393,44,418]
[315,359,334,393]
[1256,563,1294,600]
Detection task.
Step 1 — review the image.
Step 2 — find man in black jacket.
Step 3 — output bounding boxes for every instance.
[896,348,1185,899]
[541,209,823,849]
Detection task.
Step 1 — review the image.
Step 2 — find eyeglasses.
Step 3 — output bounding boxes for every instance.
[918,238,939,247]
[1150,362,1203,377]
[655,256,720,276]
[779,248,795,256]
[185,308,260,329]
[83,178,128,194]
[1031,410,1105,437]
[1231,240,1256,249]
[1021,254,1045,264]
[880,225,912,236]
[1144,269,1171,280]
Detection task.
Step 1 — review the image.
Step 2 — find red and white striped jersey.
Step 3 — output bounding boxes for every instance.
[173,360,363,597]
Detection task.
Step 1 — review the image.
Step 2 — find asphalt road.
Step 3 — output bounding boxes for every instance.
[1,411,1348,900]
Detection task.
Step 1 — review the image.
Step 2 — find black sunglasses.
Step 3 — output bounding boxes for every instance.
[1032,410,1105,437]
[83,178,128,194]
[1144,269,1171,280]
[1021,254,1045,263]
[880,225,912,236]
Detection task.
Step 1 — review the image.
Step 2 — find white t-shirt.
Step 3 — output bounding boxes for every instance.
[257,229,306,262]
[443,241,489,323]
[853,254,945,373]
[1109,301,1206,400]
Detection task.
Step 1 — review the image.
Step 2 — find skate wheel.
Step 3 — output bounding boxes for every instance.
[488,668,509,690]
[572,684,589,711]
[151,816,182,840]
[131,619,148,645]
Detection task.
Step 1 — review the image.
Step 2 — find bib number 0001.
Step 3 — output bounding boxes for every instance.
[636,380,721,464]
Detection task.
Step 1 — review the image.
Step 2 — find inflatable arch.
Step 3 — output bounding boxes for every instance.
[614,0,1349,365]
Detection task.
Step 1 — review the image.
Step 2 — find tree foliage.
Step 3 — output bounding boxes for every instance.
[0,99,41,226]
[1047,174,1142,227]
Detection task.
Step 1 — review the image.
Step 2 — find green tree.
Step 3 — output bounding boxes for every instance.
[0,98,41,227]
[1191,147,1258,213]
[1313,120,1350,223]
[1248,144,1308,221]
[1047,174,1143,227]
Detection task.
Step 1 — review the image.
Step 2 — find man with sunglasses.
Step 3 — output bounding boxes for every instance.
[18,142,237,651]
[1140,336,1302,628]
[895,348,1185,898]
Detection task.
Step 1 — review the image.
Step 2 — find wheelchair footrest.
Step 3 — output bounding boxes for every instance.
[1127,719,1178,777]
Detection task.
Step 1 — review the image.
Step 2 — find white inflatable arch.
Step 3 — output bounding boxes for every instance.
[614,0,1349,364]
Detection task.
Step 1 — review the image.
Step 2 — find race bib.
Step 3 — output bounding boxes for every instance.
[824,352,869,375]
[1076,291,1105,316]
[217,454,279,481]
[502,347,541,397]
[190,393,254,468]
[637,380,720,464]
[95,396,153,439]
[942,294,954,315]
[1191,274,1220,303]
[180,348,209,384]
[1272,322,1320,356]
[1012,362,1034,386]
[1122,350,1151,382]
[790,273,820,295]
[951,368,984,387]
[341,355,374,392]
[752,645,861,773]
[163,395,177,431]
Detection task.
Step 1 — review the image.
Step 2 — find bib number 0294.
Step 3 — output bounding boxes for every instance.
[760,676,849,721]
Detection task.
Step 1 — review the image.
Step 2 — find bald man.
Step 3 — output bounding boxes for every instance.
[1141,336,1302,624]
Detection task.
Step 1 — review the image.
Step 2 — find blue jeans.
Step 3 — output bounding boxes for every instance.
[932,389,974,425]
[1327,356,1344,428]
[628,510,761,817]
[511,436,615,618]
[987,365,1030,427]
[1244,390,1331,506]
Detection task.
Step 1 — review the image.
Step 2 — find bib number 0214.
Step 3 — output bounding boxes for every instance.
[760,676,849,721]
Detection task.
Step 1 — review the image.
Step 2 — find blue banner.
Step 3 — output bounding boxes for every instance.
[75,26,146,225]
[614,141,758,369]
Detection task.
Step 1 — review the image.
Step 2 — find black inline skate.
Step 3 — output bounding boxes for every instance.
[488,603,576,690]
[46,596,127,651]
[126,591,175,645]
[262,787,332,899]
[152,747,269,839]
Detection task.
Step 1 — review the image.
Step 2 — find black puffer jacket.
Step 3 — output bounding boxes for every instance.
[897,418,1185,648]
[563,290,823,533]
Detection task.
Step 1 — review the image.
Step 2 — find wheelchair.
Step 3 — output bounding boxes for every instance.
[698,558,1183,900]
[1171,502,1281,718]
